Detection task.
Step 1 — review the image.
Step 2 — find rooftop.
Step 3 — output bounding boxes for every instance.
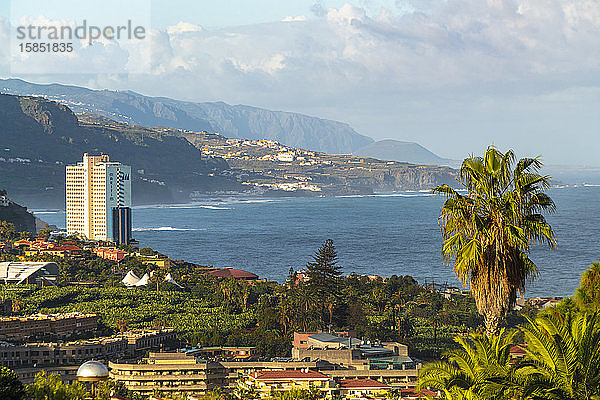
[203,267,258,280]
[0,262,59,284]
[0,312,96,322]
[249,370,330,381]
[309,332,361,346]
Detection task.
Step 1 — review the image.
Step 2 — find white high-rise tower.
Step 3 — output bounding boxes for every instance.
[66,153,131,241]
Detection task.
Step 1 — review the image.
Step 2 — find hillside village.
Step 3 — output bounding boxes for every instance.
[79,113,456,197]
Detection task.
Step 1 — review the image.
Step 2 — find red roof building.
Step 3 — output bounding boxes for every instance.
[242,369,334,398]
[249,370,330,381]
[94,247,128,262]
[339,378,390,389]
[510,345,527,361]
[203,267,258,280]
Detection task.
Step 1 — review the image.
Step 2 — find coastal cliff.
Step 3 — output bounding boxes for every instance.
[0,198,37,233]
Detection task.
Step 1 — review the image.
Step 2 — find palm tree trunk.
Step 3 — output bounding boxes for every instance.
[484,313,501,336]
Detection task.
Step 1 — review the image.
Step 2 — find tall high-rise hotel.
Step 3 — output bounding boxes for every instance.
[66,153,132,243]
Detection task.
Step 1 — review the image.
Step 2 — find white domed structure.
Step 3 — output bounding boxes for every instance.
[77,360,109,382]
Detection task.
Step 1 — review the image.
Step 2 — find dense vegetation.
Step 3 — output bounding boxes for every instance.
[416,147,600,399]
[418,261,600,400]
[0,225,490,360]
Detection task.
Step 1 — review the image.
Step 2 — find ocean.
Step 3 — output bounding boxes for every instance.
[35,185,600,298]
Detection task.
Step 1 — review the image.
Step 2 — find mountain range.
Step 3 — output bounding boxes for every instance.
[0,79,454,167]
[0,93,457,208]
[0,79,373,155]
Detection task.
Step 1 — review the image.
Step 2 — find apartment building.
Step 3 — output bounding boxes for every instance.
[1,329,176,376]
[109,352,228,395]
[66,153,132,241]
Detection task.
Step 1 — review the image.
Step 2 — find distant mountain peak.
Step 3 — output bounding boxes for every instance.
[354,139,459,167]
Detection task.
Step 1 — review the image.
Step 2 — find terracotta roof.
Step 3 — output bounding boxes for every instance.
[340,378,390,389]
[510,345,527,355]
[204,268,258,279]
[56,244,82,251]
[249,370,329,381]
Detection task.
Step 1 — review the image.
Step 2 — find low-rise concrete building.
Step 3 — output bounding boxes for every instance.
[0,313,97,341]
[2,329,177,383]
[109,351,326,394]
[110,352,227,395]
[0,336,128,370]
[185,346,259,361]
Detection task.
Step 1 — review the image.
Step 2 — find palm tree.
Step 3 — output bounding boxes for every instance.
[434,146,556,335]
[418,329,518,399]
[516,311,600,400]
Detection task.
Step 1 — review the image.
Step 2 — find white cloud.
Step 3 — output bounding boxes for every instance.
[166,21,205,35]
[282,16,308,22]
[2,1,599,165]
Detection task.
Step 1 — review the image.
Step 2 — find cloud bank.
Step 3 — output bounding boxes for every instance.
[2,1,599,165]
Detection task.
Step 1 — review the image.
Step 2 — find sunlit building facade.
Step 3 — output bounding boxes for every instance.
[66,153,131,241]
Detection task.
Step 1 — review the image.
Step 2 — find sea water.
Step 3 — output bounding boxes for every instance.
[35,186,600,298]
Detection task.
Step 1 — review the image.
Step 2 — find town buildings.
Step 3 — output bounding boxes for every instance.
[109,352,228,395]
[107,331,423,397]
[1,329,176,384]
[109,351,324,396]
[66,153,132,242]
[23,241,82,259]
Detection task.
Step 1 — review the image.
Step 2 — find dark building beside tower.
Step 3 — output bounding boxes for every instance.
[111,207,132,245]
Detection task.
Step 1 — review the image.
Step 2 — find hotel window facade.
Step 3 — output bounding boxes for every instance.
[66,153,131,241]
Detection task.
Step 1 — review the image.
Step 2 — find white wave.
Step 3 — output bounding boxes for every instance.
[583,184,600,187]
[197,205,233,210]
[133,203,232,210]
[368,193,435,198]
[31,210,61,214]
[133,227,205,232]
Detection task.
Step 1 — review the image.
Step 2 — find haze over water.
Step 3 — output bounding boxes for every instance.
[37,186,600,298]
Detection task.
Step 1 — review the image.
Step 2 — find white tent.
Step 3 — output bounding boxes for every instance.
[134,273,150,286]
[164,273,183,288]
[122,271,141,287]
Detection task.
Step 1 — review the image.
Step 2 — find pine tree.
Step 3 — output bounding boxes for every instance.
[306,239,341,298]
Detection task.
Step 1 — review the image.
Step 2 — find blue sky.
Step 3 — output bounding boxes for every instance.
[1,0,599,167]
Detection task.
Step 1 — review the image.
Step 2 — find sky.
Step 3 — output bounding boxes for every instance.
[0,0,599,167]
